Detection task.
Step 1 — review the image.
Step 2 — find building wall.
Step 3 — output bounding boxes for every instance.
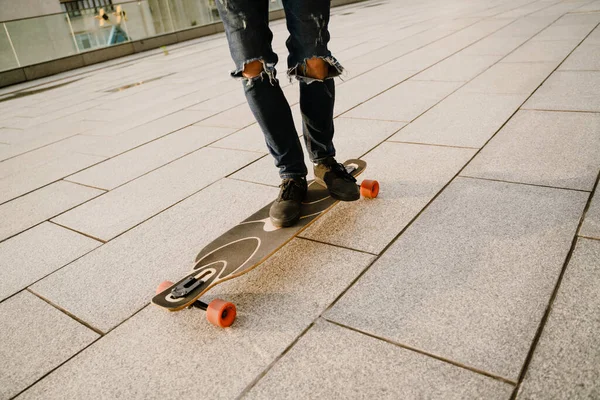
[0,0,62,21]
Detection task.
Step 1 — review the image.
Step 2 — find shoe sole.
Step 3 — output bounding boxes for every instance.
[270,213,301,228]
[314,177,360,202]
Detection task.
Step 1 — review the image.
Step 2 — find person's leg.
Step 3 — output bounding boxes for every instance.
[215,0,307,180]
[283,0,359,201]
[282,0,343,163]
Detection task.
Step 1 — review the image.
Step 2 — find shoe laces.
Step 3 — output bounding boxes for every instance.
[278,179,305,201]
[329,162,357,183]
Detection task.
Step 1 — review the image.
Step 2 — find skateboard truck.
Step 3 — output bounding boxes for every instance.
[170,276,204,299]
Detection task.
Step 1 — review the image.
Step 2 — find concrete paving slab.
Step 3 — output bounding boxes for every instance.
[334,69,418,117]
[66,125,234,190]
[246,319,514,399]
[581,190,600,240]
[525,70,600,112]
[21,239,373,399]
[195,102,257,129]
[0,128,25,144]
[0,152,105,204]
[411,54,502,82]
[559,44,600,70]
[53,147,261,241]
[0,181,103,242]
[517,238,600,399]
[326,178,587,381]
[501,40,577,63]
[531,21,598,42]
[344,80,462,122]
[0,222,99,301]
[584,25,600,45]
[231,118,405,187]
[0,291,98,400]
[463,110,600,191]
[462,62,556,94]
[389,91,525,148]
[493,17,553,37]
[209,123,274,154]
[302,142,475,254]
[32,179,278,332]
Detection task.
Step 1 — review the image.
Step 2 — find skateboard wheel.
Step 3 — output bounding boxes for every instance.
[156,280,174,295]
[360,179,379,199]
[206,299,237,328]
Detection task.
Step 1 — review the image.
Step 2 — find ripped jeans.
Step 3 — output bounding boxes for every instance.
[215,0,343,179]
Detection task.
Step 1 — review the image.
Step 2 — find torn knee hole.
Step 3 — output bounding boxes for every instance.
[243,60,265,78]
[303,58,329,80]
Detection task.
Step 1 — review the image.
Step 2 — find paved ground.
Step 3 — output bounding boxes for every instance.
[1,0,600,398]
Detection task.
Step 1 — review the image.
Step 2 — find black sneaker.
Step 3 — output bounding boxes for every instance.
[314,157,360,201]
[269,177,308,227]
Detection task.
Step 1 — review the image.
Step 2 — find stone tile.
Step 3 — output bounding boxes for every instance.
[493,17,553,38]
[584,26,600,45]
[523,71,600,112]
[23,239,372,399]
[0,181,103,242]
[531,22,597,42]
[517,238,600,399]
[559,44,600,71]
[302,142,475,254]
[581,190,600,240]
[67,125,234,190]
[53,147,260,241]
[462,111,600,191]
[0,128,25,144]
[344,80,462,121]
[389,92,525,148]
[209,123,272,154]
[231,118,406,186]
[0,291,98,400]
[0,223,100,301]
[195,102,257,129]
[246,320,514,399]
[326,178,587,381]
[0,152,105,204]
[33,179,276,332]
[462,62,555,94]
[333,68,418,116]
[501,40,576,63]
[411,54,502,82]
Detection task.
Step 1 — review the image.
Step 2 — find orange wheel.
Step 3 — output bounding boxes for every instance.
[206,299,237,328]
[360,179,379,199]
[156,280,174,295]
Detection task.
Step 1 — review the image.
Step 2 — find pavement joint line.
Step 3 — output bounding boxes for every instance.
[335,3,558,123]
[48,220,106,244]
[68,152,269,245]
[0,188,105,245]
[0,230,102,307]
[386,139,480,150]
[9,291,151,400]
[235,320,319,399]
[296,236,378,257]
[26,287,105,336]
[510,168,600,399]
[324,318,518,386]
[225,153,270,179]
[0,89,225,163]
[459,175,593,194]
[208,145,267,154]
[226,176,279,189]
[521,107,600,114]
[61,179,109,192]
[577,234,600,242]
[0,151,110,206]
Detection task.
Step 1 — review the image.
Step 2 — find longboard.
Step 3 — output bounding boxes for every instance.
[152,159,378,327]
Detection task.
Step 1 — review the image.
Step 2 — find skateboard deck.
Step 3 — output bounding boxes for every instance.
[152,159,377,326]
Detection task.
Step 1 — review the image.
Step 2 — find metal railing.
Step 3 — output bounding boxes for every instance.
[0,0,283,72]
